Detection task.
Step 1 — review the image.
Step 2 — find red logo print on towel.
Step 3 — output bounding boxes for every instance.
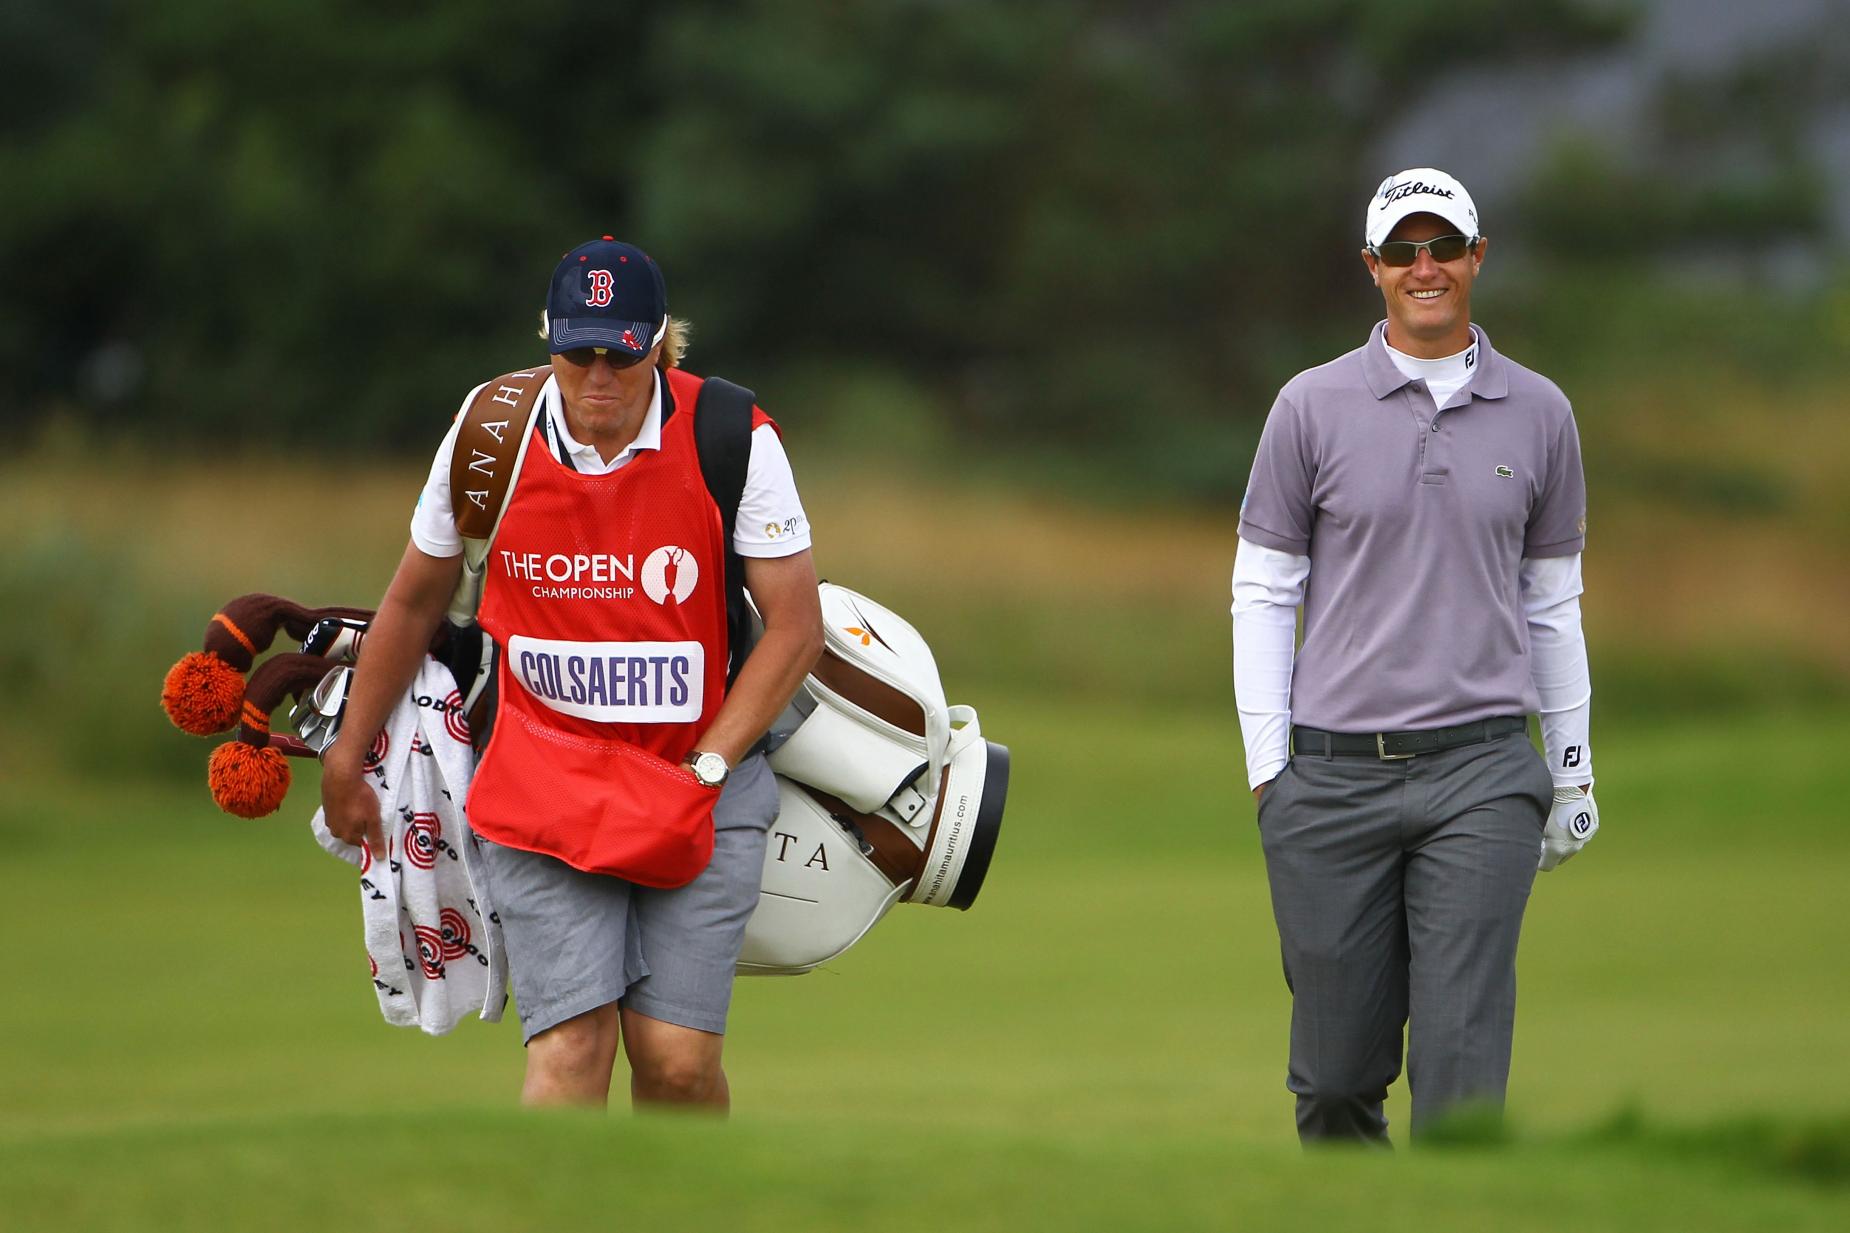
[405,813,441,869]
[441,690,470,743]
[363,729,389,773]
[413,925,447,980]
[438,908,472,960]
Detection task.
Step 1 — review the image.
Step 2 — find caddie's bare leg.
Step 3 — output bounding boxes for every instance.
[522,1003,621,1106]
[621,1007,729,1111]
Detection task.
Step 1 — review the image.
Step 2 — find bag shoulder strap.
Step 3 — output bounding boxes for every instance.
[449,366,549,541]
[444,366,548,625]
[691,376,756,684]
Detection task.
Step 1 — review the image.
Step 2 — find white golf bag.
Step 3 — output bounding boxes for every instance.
[739,583,1009,975]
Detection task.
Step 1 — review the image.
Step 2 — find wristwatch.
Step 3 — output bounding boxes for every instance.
[685,750,730,788]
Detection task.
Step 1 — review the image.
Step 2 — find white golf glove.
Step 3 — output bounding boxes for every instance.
[1540,785,1599,872]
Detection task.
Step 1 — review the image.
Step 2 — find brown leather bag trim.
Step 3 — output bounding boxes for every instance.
[449,367,550,541]
[811,650,927,736]
[807,787,925,888]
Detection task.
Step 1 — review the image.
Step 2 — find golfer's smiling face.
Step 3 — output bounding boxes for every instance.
[1363,212,1486,356]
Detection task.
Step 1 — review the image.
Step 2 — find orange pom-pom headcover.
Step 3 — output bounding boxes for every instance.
[161,594,374,736]
[208,742,294,818]
[207,653,345,817]
[169,592,476,818]
[162,651,249,735]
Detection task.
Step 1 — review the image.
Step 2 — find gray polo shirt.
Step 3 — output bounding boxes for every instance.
[1238,322,1586,733]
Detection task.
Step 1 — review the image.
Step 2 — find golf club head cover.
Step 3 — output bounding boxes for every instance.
[208,652,344,818]
[162,594,374,735]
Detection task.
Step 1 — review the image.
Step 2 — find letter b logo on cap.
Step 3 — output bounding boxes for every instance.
[586,269,615,307]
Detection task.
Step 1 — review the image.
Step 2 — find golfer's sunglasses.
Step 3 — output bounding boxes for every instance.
[1369,234,1478,267]
[559,347,647,369]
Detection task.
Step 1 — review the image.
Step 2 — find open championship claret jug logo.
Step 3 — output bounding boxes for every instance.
[641,545,699,605]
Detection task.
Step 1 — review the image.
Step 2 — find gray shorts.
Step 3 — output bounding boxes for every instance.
[471,753,779,1042]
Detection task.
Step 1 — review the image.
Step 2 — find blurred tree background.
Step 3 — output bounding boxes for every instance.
[4,0,1843,804]
[18,0,1847,498]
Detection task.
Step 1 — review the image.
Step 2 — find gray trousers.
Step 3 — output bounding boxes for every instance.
[1256,729,1553,1143]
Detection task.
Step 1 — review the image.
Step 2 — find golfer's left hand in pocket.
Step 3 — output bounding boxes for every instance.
[1540,785,1599,872]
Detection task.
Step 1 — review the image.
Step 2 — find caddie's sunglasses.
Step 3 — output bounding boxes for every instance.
[559,347,647,369]
[1369,234,1477,267]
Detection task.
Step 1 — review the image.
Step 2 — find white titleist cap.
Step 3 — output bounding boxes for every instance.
[1365,168,1480,246]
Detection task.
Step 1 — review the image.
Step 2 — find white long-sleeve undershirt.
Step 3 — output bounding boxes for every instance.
[1519,553,1594,787]
[1230,538,1592,790]
[1230,539,1306,789]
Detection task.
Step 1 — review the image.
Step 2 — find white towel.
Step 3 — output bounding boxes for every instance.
[311,658,508,1034]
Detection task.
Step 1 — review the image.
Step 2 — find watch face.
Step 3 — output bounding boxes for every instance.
[692,752,729,785]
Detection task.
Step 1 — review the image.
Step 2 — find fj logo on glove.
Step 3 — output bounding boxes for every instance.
[1570,810,1595,839]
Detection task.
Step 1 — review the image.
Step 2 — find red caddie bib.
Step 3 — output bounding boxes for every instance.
[466,368,768,888]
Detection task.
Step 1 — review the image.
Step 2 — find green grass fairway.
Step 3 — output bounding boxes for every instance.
[4,1111,1847,1232]
[3,700,1847,1229]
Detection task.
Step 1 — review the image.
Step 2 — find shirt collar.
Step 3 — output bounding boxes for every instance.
[1362,321,1508,401]
[542,369,663,468]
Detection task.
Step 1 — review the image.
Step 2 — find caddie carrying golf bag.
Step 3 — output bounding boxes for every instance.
[163,583,1009,978]
[161,368,1008,983]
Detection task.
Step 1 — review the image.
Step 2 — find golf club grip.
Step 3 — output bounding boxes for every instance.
[267,734,319,760]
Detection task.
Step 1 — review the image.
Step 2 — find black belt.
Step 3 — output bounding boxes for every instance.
[1291,715,1526,760]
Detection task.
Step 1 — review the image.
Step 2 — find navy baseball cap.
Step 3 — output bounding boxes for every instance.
[546,236,668,360]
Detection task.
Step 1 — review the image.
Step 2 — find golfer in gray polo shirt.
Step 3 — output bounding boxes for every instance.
[1232,168,1599,1144]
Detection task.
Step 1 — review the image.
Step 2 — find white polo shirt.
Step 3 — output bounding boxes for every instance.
[411,369,811,560]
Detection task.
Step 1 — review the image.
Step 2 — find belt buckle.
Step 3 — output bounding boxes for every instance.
[1376,732,1416,761]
